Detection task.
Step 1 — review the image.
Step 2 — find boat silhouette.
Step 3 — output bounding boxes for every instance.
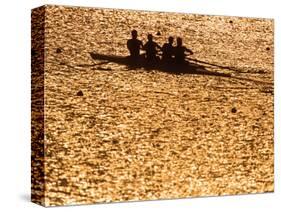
[89,52,231,77]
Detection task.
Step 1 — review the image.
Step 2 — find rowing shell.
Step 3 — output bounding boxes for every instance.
[89,52,231,77]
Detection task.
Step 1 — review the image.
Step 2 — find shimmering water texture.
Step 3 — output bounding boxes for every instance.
[31,5,274,207]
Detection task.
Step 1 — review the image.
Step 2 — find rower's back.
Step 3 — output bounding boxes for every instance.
[127,30,143,59]
[174,37,187,64]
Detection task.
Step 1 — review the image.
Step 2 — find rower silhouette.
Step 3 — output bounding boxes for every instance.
[143,34,161,63]
[174,37,193,64]
[162,36,175,63]
[127,30,143,60]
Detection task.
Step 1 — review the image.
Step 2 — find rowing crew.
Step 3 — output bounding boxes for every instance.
[127,29,193,64]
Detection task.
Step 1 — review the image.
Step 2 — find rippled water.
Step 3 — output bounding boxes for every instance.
[41,5,273,206]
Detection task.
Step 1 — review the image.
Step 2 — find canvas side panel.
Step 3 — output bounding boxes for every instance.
[31,6,46,207]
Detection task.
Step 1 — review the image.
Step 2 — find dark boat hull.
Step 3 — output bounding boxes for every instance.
[89,52,231,77]
[90,53,131,65]
[90,52,202,71]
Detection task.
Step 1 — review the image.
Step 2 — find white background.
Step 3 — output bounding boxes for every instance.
[0,0,279,211]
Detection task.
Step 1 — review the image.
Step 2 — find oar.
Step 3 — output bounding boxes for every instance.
[187,57,238,72]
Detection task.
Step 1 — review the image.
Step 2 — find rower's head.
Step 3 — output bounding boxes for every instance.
[176,37,183,46]
[168,36,174,44]
[147,34,153,41]
[131,30,138,39]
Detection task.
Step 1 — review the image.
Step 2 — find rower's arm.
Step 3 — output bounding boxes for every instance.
[140,41,144,49]
[126,40,130,50]
[185,48,194,55]
[156,43,162,50]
